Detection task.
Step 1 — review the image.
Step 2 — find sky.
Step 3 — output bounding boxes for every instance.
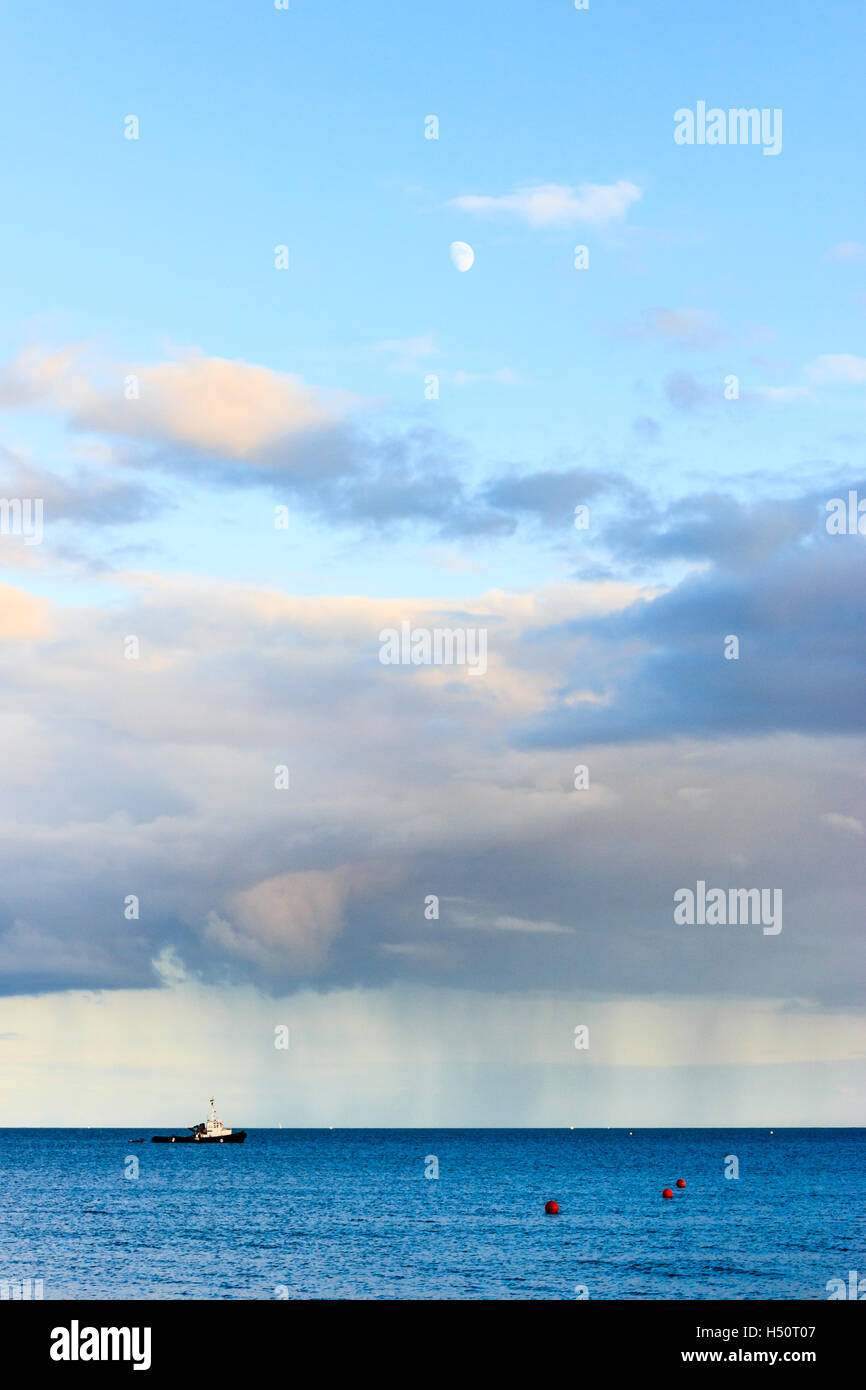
[0,0,864,1125]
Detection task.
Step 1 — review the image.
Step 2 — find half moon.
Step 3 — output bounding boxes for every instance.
[450,240,475,272]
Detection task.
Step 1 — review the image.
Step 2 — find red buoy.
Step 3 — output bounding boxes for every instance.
[544,1199,559,1214]
[676,1179,686,1188]
[662,1188,673,1199]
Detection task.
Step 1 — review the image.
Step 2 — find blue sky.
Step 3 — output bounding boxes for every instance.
[0,1,864,1123]
[2,0,864,603]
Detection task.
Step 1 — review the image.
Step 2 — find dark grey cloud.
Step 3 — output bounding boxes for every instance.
[519,522,866,749]
[482,464,640,523]
[109,423,517,538]
[664,369,718,413]
[0,512,862,1010]
[607,489,821,569]
[0,450,166,528]
[632,415,662,443]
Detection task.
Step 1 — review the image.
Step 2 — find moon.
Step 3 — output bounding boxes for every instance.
[450,240,475,272]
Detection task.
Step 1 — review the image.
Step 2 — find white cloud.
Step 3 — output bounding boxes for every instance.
[0,346,358,461]
[806,354,866,384]
[221,870,349,972]
[825,242,866,262]
[452,909,574,935]
[453,367,523,387]
[820,812,865,836]
[368,332,439,373]
[0,582,52,639]
[752,386,809,403]
[449,180,642,227]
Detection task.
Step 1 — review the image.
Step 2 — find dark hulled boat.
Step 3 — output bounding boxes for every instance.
[152,1097,247,1143]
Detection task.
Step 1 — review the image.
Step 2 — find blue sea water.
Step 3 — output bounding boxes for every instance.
[0,1129,861,1300]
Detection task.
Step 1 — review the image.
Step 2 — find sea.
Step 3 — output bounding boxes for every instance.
[0,1128,862,1300]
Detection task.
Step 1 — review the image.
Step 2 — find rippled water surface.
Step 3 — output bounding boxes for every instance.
[0,1129,861,1299]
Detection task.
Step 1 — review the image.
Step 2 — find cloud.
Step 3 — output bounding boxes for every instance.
[806,354,866,384]
[0,346,357,462]
[368,333,439,373]
[426,548,484,574]
[0,345,520,536]
[627,307,727,350]
[605,489,817,570]
[0,917,126,991]
[632,415,662,443]
[519,515,866,752]
[449,180,642,227]
[452,367,523,387]
[216,870,349,972]
[664,370,717,412]
[0,582,52,639]
[0,446,164,530]
[451,908,574,935]
[820,812,865,836]
[751,386,809,403]
[0,500,864,1016]
[482,464,640,523]
[825,242,866,262]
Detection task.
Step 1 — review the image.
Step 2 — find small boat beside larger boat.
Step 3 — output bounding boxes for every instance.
[152,1097,247,1144]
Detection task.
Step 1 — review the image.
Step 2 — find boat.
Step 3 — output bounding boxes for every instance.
[152,1097,247,1144]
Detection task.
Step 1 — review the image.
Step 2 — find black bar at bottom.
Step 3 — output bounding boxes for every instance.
[7,1298,859,1375]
